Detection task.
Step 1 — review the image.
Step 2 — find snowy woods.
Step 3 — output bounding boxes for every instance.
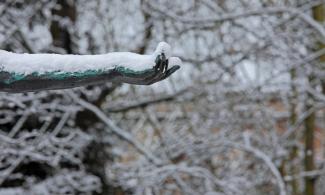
[1,0,325,195]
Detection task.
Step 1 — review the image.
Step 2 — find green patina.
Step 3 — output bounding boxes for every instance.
[2,66,151,84]
[115,66,149,76]
[4,73,26,84]
[45,69,106,80]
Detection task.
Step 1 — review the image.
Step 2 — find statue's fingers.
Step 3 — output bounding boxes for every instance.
[142,68,164,84]
[164,59,169,73]
[159,65,180,81]
[134,65,180,85]
[155,54,162,72]
[128,57,165,85]
[148,72,163,84]
[145,65,179,85]
[158,53,166,72]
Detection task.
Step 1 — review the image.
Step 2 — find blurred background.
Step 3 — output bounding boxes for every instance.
[1,0,325,194]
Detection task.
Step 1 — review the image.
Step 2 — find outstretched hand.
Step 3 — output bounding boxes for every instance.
[115,53,181,85]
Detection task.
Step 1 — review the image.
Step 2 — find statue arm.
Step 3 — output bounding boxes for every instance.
[0,42,181,93]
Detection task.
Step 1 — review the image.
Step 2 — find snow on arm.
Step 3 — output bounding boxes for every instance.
[0,42,174,75]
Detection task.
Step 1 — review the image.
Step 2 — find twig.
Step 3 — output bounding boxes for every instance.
[68,91,162,165]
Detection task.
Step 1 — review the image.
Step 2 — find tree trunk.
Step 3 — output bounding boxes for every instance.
[304,101,316,195]
[289,68,300,195]
[50,0,76,54]
[303,4,325,195]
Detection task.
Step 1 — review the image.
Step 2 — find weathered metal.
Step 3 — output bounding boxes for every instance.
[0,54,180,93]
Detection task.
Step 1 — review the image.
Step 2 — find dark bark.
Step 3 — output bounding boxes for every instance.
[50,0,76,54]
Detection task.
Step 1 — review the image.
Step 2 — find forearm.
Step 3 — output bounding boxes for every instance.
[0,64,161,92]
[0,69,118,92]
